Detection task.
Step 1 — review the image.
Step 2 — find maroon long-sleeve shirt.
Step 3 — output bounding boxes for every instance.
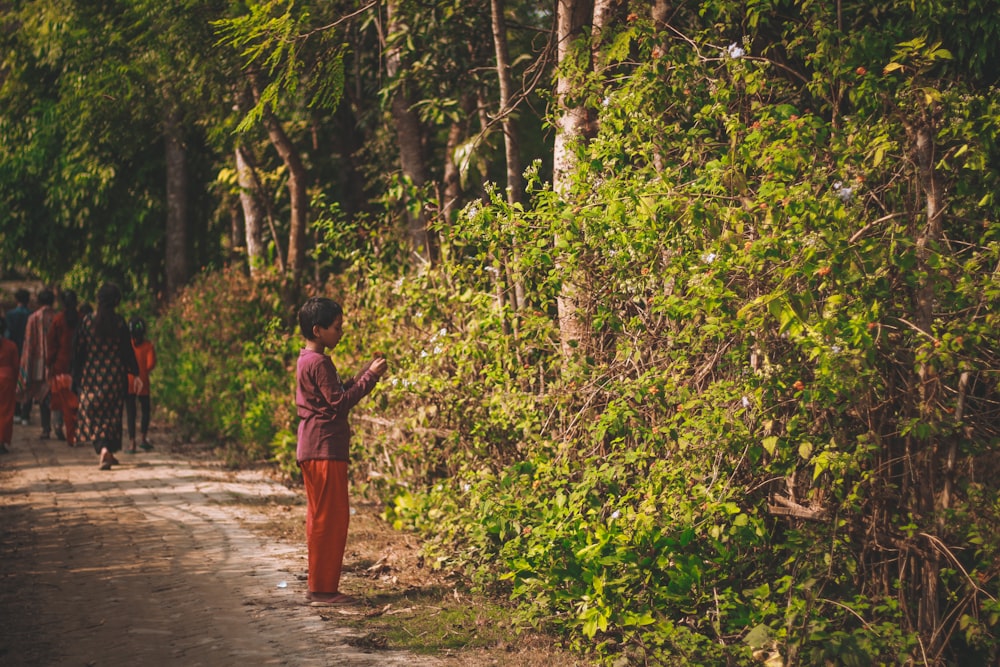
[295,349,380,462]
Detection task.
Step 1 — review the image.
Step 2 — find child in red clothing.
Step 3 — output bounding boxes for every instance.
[0,315,19,453]
[296,297,386,605]
[126,317,156,453]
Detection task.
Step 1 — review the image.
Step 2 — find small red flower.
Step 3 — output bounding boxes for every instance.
[856,66,867,76]
[793,380,805,391]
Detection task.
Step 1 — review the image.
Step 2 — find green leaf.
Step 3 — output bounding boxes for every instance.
[798,441,813,460]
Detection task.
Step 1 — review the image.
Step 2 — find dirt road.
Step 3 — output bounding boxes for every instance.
[0,421,441,667]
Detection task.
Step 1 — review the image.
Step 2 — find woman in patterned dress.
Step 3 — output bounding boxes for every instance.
[73,283,139,470]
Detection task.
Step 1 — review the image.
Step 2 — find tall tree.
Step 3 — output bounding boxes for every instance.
[384,0,436,263]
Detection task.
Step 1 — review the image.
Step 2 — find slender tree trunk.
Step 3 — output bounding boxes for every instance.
[908,115,946,660]
[261,110,308,280]
[228,201,242,262]
[442,93,474,223]
[490,0,524,206]
[385,0,436,264]
[164,109,188,299]
[236,146,265,276]
[553,0,596,357]
[489,0,526,311]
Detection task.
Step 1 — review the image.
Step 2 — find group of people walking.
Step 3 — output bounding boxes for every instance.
[1,282,156,469]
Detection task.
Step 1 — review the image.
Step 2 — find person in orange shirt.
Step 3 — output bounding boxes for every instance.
[0,315,20,454]
[125,317,156,453]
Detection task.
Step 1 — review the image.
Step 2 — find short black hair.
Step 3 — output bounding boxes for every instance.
[298,297,343,340]
[14,288,29,305]
[37,288,55,306]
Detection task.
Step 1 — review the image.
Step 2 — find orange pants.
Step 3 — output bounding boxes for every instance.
[49,374,78,446]
[300,459,350,594]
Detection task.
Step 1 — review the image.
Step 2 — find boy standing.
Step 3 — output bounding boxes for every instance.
[296,297,386,605]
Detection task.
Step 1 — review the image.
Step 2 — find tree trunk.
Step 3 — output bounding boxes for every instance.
[490,0,526,311]
[490,0,525,206]
[228,201,242,263]
[235,145,265,275]
[261,110,308,280]
[386,0,436,264]
[553,0,596,357]
[908,115,946,660]
[442,93,474,223]
[164,109,188,300]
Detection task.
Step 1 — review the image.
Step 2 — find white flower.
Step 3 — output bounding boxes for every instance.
[831,345,842,353]
[602,95,611,108]
[702,251,717,264]
[741,396,751,409]
[433,345,443,355]
[610,510,621,520]
[462,482,471,492]
[727,42,745,59]
[833,181,854,202]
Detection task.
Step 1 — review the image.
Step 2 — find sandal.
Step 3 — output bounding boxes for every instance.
[99,452,113,470]
[306,592,358,606]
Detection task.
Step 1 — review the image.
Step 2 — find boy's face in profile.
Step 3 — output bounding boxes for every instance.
[312,314,344,350]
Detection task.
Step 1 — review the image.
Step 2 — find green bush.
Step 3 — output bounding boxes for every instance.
[155,265,299,467]
[156,9,1000,666]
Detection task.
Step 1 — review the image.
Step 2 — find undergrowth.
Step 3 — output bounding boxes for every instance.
[155,12,1000,666]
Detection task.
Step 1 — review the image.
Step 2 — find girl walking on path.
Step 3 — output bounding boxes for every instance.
[125,316,156,453]
[47,289,80,446]
[74,283,139,470]
[0,315,19,454]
